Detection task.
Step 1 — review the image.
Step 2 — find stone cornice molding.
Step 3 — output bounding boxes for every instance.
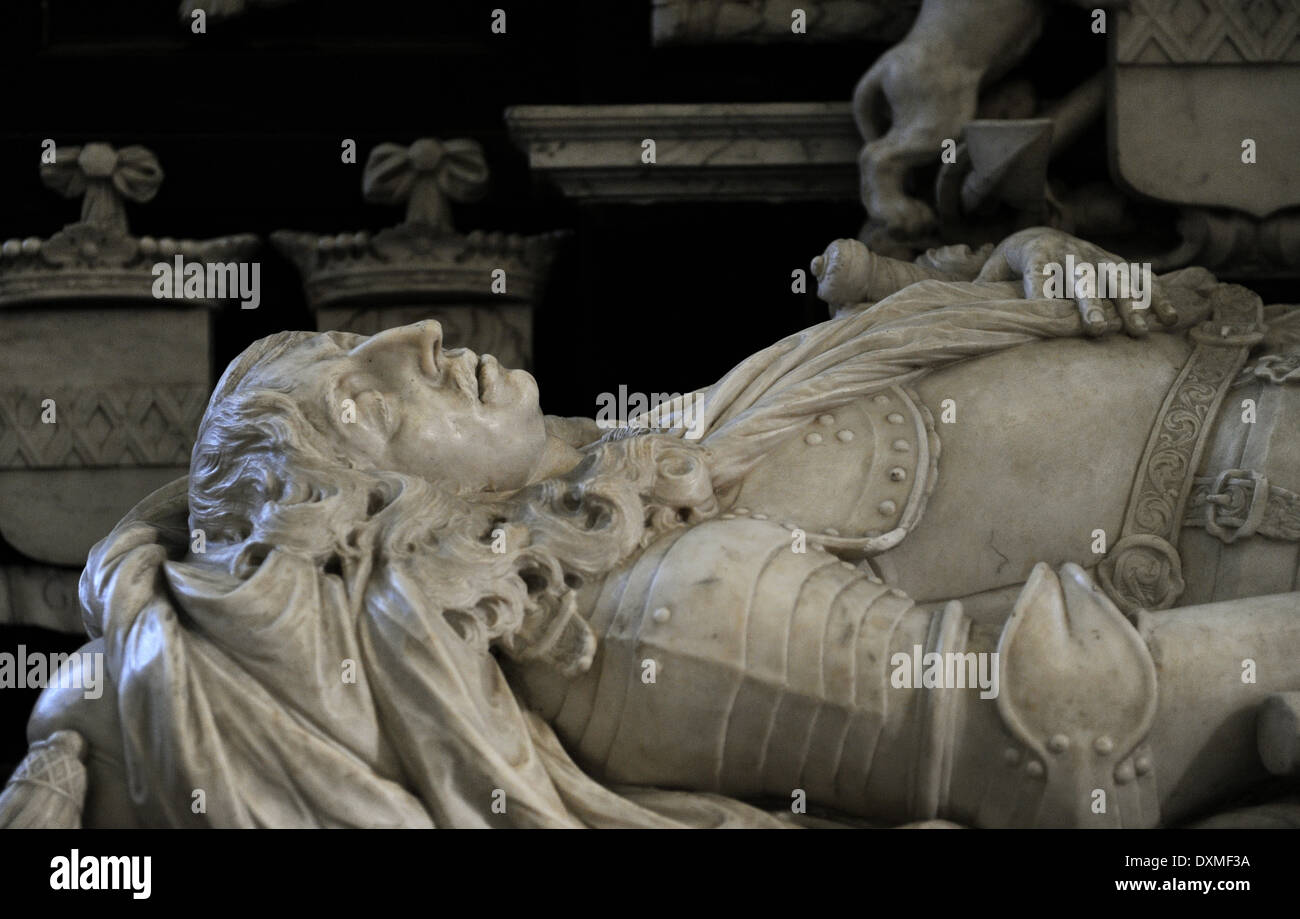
[505,102,859,203]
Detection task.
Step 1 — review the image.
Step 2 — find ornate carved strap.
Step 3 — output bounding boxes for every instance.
[1184,471,1300,543]
[1098,288,1264,614]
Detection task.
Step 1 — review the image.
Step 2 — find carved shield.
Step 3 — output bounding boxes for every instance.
[1110,0,1300,219]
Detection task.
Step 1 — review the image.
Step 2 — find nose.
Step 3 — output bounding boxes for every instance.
[350,320,443,375]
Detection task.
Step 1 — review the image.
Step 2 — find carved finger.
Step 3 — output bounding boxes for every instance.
[1078,297,1114,337]
[975,250,1014,282]
[1149,283,1178,327]
[1114,297,1150,337]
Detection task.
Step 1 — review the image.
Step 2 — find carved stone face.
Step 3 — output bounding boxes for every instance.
[280,320,548,493]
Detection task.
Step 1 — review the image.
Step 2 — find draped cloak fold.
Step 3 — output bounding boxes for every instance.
[75,272,1221,827]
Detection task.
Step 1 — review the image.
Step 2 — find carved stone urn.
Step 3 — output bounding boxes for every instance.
[272,137,566,369]
[0,142,258,631]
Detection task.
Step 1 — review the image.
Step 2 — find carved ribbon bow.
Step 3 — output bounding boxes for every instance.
[39,143,164,236]
[363,138,489,233]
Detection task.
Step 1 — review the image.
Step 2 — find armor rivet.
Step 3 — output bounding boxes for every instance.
[836,430,854,442]
[735,508,750,515]
[1048,734,1069,754]
[1094,736,1114,756]
[892,439,909,452]
[889,467,906,482]
[878,500,897,516]
[817,414,835,425]
[872,394,890,405]
[652,607,671,624]
[1115,761,1135,785]
[1003,748,1021,766]
[805,432,824,445]
[886,412,904,424]
[1134,755,1152,776]
[825,527,840,536]
[1026,760,1044,778]
[753,513,768,520]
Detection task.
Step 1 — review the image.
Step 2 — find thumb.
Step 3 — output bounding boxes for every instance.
[976,250,1014,282]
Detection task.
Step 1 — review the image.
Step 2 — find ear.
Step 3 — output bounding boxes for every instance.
[337,389,396,459]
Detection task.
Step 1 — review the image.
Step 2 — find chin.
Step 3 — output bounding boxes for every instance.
[497,368,541,409]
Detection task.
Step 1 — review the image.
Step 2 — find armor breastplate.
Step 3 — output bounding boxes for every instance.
[726,385,939,557]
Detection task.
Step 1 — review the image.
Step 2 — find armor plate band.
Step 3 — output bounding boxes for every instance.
[909,600,968,821]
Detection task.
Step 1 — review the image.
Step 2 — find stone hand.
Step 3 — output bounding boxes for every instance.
[975,227,1177,337]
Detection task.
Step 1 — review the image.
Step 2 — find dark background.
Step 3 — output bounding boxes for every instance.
[0,0,1107,776]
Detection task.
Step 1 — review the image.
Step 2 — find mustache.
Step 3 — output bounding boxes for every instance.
[446,352,480,397]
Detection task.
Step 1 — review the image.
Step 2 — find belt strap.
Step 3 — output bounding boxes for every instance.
[1184,470,1300,543]
[1098,286,1264,615]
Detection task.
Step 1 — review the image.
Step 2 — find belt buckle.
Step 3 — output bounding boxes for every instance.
[1204,468,1269,544]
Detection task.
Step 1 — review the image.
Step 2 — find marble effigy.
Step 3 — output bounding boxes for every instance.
[2,226,1298,828]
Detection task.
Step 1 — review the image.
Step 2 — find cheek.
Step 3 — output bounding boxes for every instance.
[393,384,543,485]
[388,392,463,470]
[440,410,534,470]
[490,411,545,461]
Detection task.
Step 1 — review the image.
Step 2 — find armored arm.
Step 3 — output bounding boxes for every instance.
[516,518,1300,828]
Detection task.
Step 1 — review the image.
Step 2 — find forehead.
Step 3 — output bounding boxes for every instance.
[324,329,367,350]
[245,333,358,393]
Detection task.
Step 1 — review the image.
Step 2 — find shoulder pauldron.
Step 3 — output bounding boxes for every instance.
[726,384,940,558]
